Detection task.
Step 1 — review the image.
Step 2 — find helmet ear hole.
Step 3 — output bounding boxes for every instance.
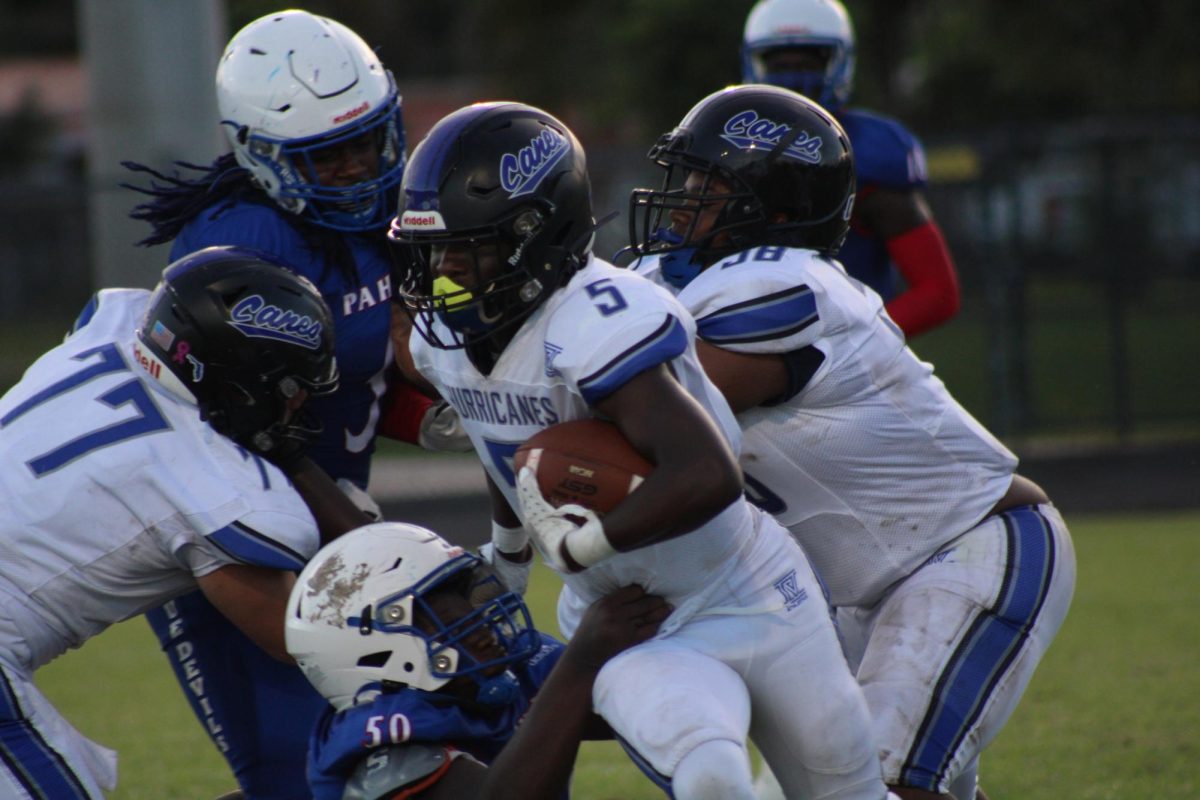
[356,652,392,669]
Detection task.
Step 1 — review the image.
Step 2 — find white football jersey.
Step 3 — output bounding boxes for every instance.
[0,289,319,672]
[411,257,759,620]
[632,249,1018,607]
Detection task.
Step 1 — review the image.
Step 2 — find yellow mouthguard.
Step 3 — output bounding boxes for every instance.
[432,276,473,310]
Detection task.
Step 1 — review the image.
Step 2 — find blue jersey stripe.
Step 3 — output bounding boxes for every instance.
[0,667,94,799]
[207,521,308,571]
[614,733,676,798]
[69,293,101,335]
[696,285,818,344]
[899,507,1056,790]
[577,316,688,404]
[236,446,274,491]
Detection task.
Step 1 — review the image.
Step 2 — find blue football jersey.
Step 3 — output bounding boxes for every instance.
[307,634,565,800]
[837,108,929,299]
[171,198,394,487]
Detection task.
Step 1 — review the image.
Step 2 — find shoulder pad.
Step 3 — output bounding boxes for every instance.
[342,743,454,800]
[838,108,928,189]
[68,292,102,336]
[170,198,302,262]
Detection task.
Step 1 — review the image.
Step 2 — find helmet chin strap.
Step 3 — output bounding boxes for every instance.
[652,228,705,290]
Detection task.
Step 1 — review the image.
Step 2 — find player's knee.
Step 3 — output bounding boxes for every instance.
[672,738,756,800]
[799,684,879,776]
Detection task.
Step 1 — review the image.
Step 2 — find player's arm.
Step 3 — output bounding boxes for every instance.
[590,363,744,552]
[390,302,439,396]
[383,305,473,452]
[856,187,960,338]
[281,456,375,546]
[694,339,791,413]
[380,585,670,800]
[196,564,296,662]
[517,363,745,572]
[481,472,533,594]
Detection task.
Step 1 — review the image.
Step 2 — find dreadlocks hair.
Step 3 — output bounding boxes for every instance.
[122,154,377,285]
[123,153,258,246]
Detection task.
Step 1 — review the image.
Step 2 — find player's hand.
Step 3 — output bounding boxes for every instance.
[417,400,473,452]
[335,478,383,521]
[516,466,603,573]
[566,584,671,671]
[478,542,532,595]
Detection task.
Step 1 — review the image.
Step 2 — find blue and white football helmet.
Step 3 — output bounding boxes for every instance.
[286,522,541,711]
[742,0,857,111]
[216,10,406,231]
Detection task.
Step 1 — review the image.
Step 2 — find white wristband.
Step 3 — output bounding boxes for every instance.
[563,518,618,569]
[492,520,529,554]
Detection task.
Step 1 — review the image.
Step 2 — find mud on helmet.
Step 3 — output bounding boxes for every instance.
[629,84,855,289]
[135,246,338,461]
[285,522,541,711]
[388,102,595,352]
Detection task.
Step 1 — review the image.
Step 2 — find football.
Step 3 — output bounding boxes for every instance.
[514,419,652,515]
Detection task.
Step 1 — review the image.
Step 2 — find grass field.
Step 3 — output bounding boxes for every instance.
[35,509,1200,799]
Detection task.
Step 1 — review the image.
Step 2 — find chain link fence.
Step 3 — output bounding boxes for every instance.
[922,116,1200,441]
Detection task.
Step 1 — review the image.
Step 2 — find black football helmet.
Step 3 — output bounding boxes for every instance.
[136,246,338,459]
[629,84,854,289]
[389,102,595,352]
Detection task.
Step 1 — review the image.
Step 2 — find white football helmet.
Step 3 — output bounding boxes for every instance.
[285,522,540,711]
[741,0,856,111]
[216,10,405,231]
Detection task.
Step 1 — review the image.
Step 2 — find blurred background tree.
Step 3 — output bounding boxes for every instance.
[8,1,1197,138]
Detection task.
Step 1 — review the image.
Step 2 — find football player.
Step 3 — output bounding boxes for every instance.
[390,101,894,800]
[627,84,1076,800]
[0,247,368,799]
[123,12,464,797]
[286,521,671,799]
[742,0,961,338]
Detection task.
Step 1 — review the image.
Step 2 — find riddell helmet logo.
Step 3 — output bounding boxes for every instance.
[500,128,569,198]
[720,110,823,164]
[332,101,370,125]
[399,210,447,230]
[132,341,161,380]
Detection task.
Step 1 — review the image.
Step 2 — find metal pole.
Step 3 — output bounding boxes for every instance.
[77,0,227,289]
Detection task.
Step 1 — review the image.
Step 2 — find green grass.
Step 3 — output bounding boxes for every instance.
[36,510,1200,799]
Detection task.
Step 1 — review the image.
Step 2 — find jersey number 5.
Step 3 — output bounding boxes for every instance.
[585,279,628,316]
